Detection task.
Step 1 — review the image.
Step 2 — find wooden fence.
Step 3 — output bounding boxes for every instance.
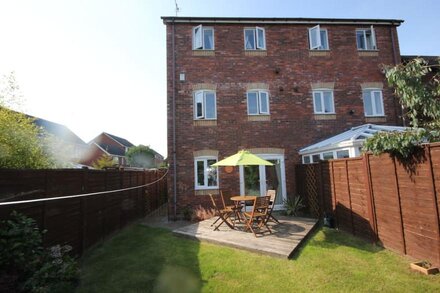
[296,143,440,266]
[0,168,167,256]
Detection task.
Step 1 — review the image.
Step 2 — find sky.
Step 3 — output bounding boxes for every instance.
[0,0,439,157]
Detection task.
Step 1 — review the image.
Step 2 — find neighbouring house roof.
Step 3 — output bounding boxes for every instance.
[103,132,134,147]
[401,55,439,66]
[161,16,403,26]
[299,124,408,155]
[95,143,126,157]
[30,116,86,145]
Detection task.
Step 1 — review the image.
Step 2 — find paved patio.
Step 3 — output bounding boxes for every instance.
[173,215,318,258]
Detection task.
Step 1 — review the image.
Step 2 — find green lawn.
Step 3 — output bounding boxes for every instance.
[77,224,440,293]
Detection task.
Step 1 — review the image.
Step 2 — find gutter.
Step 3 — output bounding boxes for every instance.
[162,16,404,26]
[171,19,178,221]
[390,26,406,127]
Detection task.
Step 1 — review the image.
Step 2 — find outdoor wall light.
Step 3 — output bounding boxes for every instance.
[179,73,185,81]
[349,109,355,115]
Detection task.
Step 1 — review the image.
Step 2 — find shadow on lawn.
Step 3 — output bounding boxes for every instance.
[291,225,384,261]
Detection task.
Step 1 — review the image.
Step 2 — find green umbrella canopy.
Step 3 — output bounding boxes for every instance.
[212,150,274,166]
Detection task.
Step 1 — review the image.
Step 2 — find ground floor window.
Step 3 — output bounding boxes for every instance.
[194,157,218,189]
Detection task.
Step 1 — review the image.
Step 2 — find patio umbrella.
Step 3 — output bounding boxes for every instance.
[212,150,273,167]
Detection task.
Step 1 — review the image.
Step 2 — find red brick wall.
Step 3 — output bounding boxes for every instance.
[79,144,106,166]
[166,21,402,216]
[93,134,126,155]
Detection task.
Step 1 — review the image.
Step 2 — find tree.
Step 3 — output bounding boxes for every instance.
[364,58,440,159]
[126,145,155,168]
[91,154,115,169]
[0,72,56,169]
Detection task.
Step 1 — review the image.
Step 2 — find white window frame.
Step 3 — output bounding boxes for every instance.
[336,149,350,159]
[302,148,352,164]
[302,155,311,164]
[193,90,217,120]
[194,156,219,190]
[312,89,335,114]
[356,26,377,50]
[363,88,384,117]
[247,90,270,115]
[244,27,266,50]
[193,25,215,50]
[308,25,329,50]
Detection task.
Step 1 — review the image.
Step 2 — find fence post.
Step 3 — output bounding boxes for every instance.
[330,161,339,228]
[344,160,355,235]
[392,156,407,255]
[41,170,49,244]
[363,153,378,242]
[425,145,440,265]
[79,168,88,254]
[318,162,325,217]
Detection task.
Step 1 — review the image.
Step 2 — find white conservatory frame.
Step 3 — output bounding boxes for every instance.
[299,124,408,164]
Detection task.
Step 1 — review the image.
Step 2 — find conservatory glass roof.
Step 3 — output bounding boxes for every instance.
[299,124,408,155]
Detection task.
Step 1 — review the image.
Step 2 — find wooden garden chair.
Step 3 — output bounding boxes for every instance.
[265,190,280,224]
[220,190,243,224]
[209,194,235,231]
[243,195,272,237]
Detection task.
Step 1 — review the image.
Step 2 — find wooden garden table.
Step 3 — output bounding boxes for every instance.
[230,195,257,224]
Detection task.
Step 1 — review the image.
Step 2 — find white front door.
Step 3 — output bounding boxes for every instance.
[239,154,286,210]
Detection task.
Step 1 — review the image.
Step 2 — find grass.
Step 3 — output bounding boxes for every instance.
[76,224,440,293]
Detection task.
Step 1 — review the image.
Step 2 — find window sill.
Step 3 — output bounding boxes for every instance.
[244,50,267,56]
[194,189,219,196]
[193,120,217,126]
[192,50,215,56]
[365,116,386,123]
[314,114,336,120]
[358,50,379,57]
[309,50,330,57]
[248,115,270,121]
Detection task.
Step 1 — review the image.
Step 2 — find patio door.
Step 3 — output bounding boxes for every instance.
[239,154,286,210]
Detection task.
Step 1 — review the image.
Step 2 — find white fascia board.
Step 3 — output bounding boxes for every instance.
[103,133,126,147]
[164,19,401,26]
[91,142,110,155]
[299,139,365,155]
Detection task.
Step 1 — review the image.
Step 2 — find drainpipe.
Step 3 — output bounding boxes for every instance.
[172,19,178,220]
[390,26,406,127]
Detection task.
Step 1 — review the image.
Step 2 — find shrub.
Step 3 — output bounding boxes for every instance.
[0,212,79,292]
[283,195,305,216]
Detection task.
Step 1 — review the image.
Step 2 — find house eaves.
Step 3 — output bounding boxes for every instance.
[161,16,403,26]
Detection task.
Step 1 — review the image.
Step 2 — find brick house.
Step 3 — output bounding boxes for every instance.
[162,16,404,218]
[80,132,134,167]
[80,132,165,168]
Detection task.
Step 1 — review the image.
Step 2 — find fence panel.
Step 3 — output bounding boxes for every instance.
[0,168,167,256]
[296,143,440,266]
[369,154,406,253]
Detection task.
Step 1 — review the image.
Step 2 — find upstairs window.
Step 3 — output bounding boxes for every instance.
[194,157,218,189]
[356,26,377,50]
[362,89,384,116]
[244,27,265,50]
[309,25,329,50]
[193,25,214,50]
[313,89,335,114]
[247,90,269,115]
[194,90,217,120]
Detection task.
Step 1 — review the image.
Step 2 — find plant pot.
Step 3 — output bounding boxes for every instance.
[410,261,439,275]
